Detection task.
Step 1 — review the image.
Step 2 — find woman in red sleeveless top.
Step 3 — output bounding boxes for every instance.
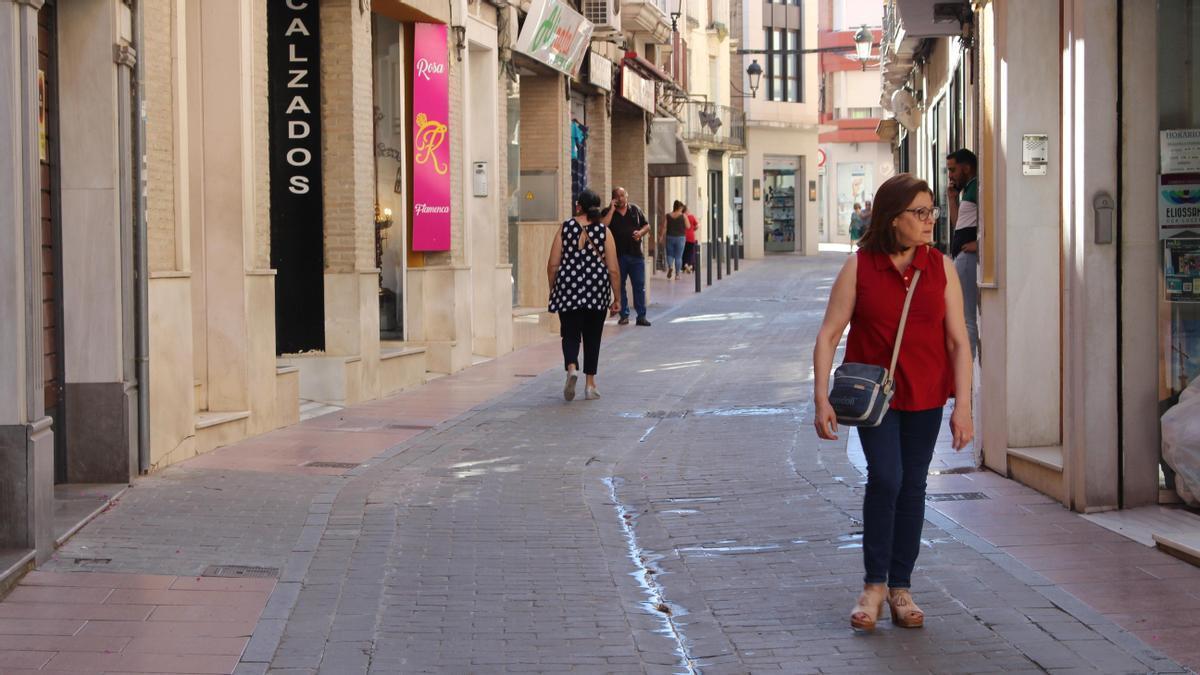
[812,174,974,631]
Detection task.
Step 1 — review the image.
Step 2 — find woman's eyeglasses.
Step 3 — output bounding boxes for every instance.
[903,207,941,222]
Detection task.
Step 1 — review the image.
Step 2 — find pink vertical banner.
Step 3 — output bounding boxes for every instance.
[412,23,451,251]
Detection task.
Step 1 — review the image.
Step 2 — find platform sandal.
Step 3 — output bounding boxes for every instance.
[888,588,924,628]
[850,583,887,631]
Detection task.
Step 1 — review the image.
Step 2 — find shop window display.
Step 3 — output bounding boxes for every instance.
[1157,0,1200,498]
[763,159,797,252]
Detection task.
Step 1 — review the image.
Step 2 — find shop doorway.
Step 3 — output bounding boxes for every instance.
[372,14,408,339]
[707,168,724,246]
[763,156,798,252]
[38,0,67,484]
[1156,0,1200,500]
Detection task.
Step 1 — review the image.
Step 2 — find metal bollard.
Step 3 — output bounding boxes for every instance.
[705,243,712,286]
[716,239,723,280]
[694,244,702,293]
[725,237,732,275]
[733,238,739,271]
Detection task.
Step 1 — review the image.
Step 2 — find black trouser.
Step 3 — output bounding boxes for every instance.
[560,309,607,375]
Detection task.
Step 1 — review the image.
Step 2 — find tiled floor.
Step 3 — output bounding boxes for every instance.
[0,571,272,674]
[848,410,1200,671]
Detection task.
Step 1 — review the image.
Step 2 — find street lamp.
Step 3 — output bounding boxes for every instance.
[852,25,873,70]
[746,59,763,98]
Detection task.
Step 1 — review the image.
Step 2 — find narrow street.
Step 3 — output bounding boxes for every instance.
[0,256,1195,674]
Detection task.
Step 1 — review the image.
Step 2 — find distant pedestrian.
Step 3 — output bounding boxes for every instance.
[946,149,979,361]
[661,200,688,281]
[548,189,622,401]
[849,203,864,251]
[861,200,873,232]
[812,173,974,632]
[601,187,652,326]
[683,206,699,273]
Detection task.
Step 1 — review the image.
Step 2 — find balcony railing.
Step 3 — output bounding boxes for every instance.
[680,101,746,150]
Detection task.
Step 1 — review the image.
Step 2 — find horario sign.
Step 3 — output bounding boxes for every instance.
[269,0,325,353]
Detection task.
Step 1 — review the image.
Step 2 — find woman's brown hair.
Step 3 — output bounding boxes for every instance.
[857,173,934,255]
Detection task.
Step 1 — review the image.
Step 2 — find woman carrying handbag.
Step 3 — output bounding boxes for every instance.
[812,174,975,631]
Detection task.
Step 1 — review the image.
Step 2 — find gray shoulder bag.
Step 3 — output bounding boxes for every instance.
[828,269,921,427]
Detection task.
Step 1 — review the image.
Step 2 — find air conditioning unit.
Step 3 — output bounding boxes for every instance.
[582,0,621,34]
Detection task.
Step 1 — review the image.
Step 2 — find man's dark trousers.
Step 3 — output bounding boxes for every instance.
[617,254,647,320]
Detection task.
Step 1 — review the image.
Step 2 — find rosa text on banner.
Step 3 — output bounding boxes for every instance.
[412,23,451,251]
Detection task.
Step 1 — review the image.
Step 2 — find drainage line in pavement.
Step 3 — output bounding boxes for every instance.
[639,424,658,443]
[603,477,697,675]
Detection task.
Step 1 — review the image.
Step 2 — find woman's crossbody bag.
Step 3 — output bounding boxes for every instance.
[828,269,921,428]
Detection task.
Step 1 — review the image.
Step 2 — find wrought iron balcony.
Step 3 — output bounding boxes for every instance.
[680,101,745,151]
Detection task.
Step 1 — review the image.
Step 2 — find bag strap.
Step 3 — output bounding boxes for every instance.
[887,268,922,384]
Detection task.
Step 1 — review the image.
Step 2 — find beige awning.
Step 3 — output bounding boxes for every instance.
[648,138,693,177]
[648,118,692,177]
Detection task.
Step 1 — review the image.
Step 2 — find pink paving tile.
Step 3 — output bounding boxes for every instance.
[0,618,86,636]
[1009,553,1160,572]
[1138,561,1200,580]
[984,532,1129,547]
[1058,582,1200,613]
[76,620,257,639]
[0,650,55,669]
[0,603,154,621]
[988,543,1114,559]
[43,651,239,674]
[1037,565,1163,584]
[123,636,248,656]
[0,634,131,653]
[168,577,276,593]
[4,585,114,604]
[1106,611,1200,630]
[104,589,270,608]
[146,605,258,622]
[19,572,177,590]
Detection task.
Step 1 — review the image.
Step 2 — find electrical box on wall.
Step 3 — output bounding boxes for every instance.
[473,162,488,197]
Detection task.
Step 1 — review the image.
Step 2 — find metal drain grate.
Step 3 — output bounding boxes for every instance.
[386,423,434,430]
[302,461,360,469]
[926,492,990,502]
[201,565,279,579]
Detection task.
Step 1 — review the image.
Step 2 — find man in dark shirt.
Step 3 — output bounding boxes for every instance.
[602,187,651,326]
[947,148,979,360]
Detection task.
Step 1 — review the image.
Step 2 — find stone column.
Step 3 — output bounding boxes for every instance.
[611,107,649,211]
[56,0,137,482]
[319,0,379,398]
[515,71,569,309]
[0,0,55,561]
[585,93,612,195]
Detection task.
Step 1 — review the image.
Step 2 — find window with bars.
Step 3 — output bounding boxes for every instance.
[764,28,802,102]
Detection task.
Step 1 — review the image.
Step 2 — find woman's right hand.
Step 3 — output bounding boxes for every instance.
[814,399,839,440]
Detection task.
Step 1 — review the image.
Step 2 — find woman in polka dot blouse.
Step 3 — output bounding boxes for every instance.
[547,189,622,401]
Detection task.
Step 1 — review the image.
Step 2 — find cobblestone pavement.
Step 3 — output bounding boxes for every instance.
[1,256,1194,674]
[245,255,1187,674]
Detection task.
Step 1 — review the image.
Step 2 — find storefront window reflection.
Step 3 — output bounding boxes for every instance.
[372,14,405,338]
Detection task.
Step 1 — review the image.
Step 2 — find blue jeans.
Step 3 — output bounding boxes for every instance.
[665,236,686,275]
[617,254,646,320]
[857,408,942,588]
[954,251,979,361]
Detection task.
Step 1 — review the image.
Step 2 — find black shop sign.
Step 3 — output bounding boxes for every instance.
[269,0,325,354]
